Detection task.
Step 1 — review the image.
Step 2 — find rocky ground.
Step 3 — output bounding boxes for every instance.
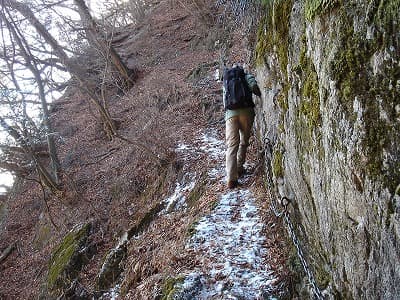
[0,1,295,299]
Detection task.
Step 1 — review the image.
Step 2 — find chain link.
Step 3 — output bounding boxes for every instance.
[262,138,325,300]
[283,211,325,300]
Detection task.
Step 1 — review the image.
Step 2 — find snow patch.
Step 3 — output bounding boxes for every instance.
[163,175,196,213]
[183,189,278,299]
[199,131,225,181]
[199,131,225,160]
[162,130,225,214]
[99,284,120,300]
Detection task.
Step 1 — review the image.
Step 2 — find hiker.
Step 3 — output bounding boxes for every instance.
[223,63,261,189]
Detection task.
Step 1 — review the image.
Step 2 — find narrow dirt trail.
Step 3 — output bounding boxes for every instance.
[164,129,280,299]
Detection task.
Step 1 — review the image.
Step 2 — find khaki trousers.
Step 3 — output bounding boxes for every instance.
[225,114,254,182]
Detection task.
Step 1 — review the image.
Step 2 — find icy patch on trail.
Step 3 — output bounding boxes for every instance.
[176,131,225,166]
[176,142,198,161]
[162,130,225,214]
[180,189,277,299]
[199,131,225,160]
[199,131,225,181]
[162,128,278,298]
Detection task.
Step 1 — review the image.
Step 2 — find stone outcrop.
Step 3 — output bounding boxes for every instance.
[253,0,399,298]
[97,234,128,290]
[45,223,93,298]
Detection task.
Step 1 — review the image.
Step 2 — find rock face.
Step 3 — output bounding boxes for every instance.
[97,234,128,290]
[253,0,399,298]
[46,223,93,297]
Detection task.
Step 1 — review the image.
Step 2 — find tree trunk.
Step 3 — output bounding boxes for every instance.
[2,11,61,183]
[3,0,117,137]
[0,116,61,193]
[73,0,134,89]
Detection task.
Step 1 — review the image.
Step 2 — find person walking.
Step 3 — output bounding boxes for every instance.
[223,63,261,189]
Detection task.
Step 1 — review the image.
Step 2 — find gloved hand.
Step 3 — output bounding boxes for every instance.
[253,85,261,97]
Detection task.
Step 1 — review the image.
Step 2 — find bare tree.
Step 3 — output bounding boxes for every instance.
[1,0,166,176]
[1,6,60,182]
[2,0,118,138]
[0,3,64,191]
[93,0,151,28]
[73,0,134,90]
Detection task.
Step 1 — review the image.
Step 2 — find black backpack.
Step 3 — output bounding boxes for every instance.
[223,66,254,110]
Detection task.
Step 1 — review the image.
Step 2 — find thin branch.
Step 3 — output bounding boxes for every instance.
[0,241,16,265]
[114,133,169,166]
[39,178,58,229]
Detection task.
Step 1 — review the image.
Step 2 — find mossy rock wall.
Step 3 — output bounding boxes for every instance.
[254,0,400,298]
[46,222,93,296]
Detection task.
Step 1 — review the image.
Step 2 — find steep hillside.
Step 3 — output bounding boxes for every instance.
[0,1,294,299]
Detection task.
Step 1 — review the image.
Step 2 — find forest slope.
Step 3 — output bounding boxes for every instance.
[0,1,293,299]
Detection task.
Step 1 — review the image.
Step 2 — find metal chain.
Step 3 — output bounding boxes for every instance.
[262,138,325,300]
[283,209,325,300]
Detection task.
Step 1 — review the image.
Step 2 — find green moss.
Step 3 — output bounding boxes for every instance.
[255,0,293,134]
[48,243,75,289]
[300,64,321,130]
[277,121,285,134]
[277,84,290,113]
[329,2,400,193]
[330,29,374,117]
[255,17,269,66]
[299,33,307,62]
[260,0,274,6]
[296,33,322,148]
[47,223,91,291]
[161,276,185,300]
[363,106,388,178]
[305,0,340,21]
[255,0,293,74]
[272,148,284,178]
[314,264,332,289]
[373,0,400,46]
[370,0,400,150]
[294,33,323,150]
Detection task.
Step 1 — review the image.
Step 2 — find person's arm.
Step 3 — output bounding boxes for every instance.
[245,74,261,96]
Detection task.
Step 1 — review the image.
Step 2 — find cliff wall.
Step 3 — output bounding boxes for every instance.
[254,0,399,298]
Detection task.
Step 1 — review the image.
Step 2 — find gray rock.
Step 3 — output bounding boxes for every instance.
[96,239,127,291]
[253,1,400,298]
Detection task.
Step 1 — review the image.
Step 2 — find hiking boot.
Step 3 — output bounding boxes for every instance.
[227,180,238,189]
